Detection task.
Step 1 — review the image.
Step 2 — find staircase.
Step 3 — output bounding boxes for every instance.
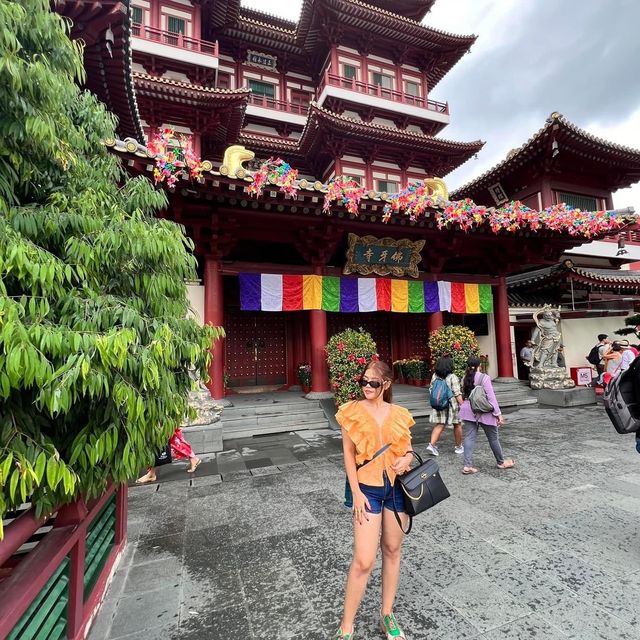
[221,391,329,439]
[220,379,538,439]
[492,378,539,408]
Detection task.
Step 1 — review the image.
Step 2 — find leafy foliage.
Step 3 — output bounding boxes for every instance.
[326,329,378,406]
[0,0,221,536]
[615,314,640,341]
[429,325,480,379]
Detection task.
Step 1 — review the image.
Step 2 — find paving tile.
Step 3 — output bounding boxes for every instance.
[247,587,323,639]
[109,585,181,637]
[123,557,183,595]
[179,604,251,640]
[544,595,639,639]
[439,576,533,633]
[482,613,569,639]
[525,551,617,595]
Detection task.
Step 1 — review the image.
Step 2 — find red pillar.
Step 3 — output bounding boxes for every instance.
[428,311,444,334]
[204,257,225,400]
[309,267,330,394]
[494,276,514,378]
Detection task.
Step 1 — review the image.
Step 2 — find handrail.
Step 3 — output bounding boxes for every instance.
[131,23,219,56]
[321,71,449,114]
[0,508,48,566]
[247,93,308,116]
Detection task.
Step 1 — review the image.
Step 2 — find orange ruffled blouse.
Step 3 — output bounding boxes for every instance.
[336,400,415,487]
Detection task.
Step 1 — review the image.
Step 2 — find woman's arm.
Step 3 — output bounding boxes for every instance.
[342,426,360,494]
[342,426,371,522]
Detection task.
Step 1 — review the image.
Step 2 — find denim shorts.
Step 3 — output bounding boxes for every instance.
[344,473,405,514]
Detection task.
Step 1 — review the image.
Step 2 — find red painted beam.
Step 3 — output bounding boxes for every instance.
[0,509,47,566]
[0,526,76,637]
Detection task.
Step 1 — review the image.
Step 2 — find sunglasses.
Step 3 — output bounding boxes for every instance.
[358,378,384,389]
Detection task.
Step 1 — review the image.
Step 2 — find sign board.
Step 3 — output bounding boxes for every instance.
[488,182,508,206]
[247,50,277,70]
[344,233,424,278]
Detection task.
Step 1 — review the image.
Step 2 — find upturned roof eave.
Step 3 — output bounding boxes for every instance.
[451,112,640,200]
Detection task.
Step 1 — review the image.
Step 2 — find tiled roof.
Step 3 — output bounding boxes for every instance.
[507,263,640,289]
[133,73,251,104]
[451,112,640,199]
[301,104,484,151]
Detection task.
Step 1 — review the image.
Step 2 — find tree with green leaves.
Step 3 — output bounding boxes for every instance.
[615,314,640,342]
[0,0,221,537]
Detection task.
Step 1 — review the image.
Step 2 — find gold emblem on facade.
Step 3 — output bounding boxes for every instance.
[423,177,448,200]
[220,145,255,176]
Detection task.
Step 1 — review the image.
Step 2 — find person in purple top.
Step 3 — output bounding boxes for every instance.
[458,356,515,475]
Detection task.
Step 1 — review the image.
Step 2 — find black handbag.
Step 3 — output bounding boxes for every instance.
[154,443,173,467]
[394,451,450,534]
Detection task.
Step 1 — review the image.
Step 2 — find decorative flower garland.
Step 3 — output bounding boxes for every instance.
[246,157,299,198]
[242,158,631,238]
[323,176,367,215]
[146,127,205,188]
[384,182,629,238]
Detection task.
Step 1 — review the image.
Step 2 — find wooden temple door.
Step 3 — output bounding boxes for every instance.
[225,310,287,387]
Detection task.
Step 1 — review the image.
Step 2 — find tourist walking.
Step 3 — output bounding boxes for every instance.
[334,360,415,640]
[587,334,610,382]
[459,356,514,475]
[426,355,464,455]
[136,427,201,483]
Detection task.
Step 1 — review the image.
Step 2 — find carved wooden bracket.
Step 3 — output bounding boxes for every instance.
[295,225,344,266]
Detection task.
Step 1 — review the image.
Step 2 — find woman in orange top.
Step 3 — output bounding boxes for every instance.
[333,360,415,640]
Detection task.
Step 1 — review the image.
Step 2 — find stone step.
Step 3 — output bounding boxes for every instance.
[222,419,329,439]
[221,412,328,430]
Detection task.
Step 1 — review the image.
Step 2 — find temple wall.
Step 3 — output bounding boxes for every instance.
[187,283,204,325]
[559,314,631,370]
[477,312,499,378]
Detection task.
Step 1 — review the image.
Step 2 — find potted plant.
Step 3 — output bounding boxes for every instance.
[393,359,405,383]
[297,362,312,393]
[326,328,378,406]
[418,359,431,386]
[223,370,231,394]
[404,357,420,385]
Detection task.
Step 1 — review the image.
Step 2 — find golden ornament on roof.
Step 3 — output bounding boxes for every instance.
[220,145,255,176]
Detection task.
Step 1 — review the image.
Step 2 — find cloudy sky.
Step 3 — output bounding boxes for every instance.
[241,0,640,210]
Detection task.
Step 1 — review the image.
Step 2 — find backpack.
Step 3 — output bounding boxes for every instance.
[429,376,454,411]
[586,344,601,366]
[604,357,640,434]
[468,374,495,414]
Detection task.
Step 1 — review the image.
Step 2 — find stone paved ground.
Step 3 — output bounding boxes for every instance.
[90,406,640,640]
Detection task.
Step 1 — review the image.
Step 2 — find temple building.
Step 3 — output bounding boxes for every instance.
[55,0,639,410]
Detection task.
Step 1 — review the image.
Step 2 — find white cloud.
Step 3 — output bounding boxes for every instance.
[584,108,640,212]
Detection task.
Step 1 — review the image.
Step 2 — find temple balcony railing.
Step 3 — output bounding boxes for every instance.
[317,71,450,125]
[131,24,219,70]
[245,92,308,126]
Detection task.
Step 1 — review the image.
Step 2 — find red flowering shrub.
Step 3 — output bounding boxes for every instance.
[326,328,378,406]
[429,325,479,379]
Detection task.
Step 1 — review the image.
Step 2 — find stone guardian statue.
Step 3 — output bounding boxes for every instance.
[529,306,575,390]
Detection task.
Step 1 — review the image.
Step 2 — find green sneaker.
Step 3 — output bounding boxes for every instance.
[380,612,406,639]
[333,628,354,640]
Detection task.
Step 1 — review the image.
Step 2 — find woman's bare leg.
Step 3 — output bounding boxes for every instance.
[380,508,408,615]
[430,423,445,446]
[338,513,382,633]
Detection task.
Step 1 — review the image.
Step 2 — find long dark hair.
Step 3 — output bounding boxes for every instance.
[362,360,393,403]
[434,355,454,379]
[462,356,481,399]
